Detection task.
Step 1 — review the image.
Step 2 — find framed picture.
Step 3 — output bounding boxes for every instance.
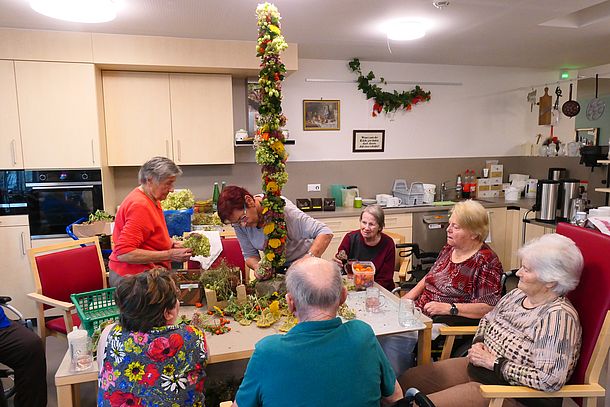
[303,100,340,131]
[353,130,385,153]
[247,79,262,137]
[575,128,599,146]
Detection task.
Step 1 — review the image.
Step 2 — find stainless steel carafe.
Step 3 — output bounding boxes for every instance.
[535,180,560,222]
[548,167,567,181]
[558,179,580,220]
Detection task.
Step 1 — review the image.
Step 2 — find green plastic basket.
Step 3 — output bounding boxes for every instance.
[70,287,119,336]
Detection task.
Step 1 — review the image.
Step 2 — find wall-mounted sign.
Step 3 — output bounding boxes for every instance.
[353,130,385,152]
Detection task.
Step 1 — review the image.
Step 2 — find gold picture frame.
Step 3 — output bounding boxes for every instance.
[303,100,340,131]
[575,128,599,146]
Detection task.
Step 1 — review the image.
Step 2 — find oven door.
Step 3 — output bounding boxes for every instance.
[26,183,103,238]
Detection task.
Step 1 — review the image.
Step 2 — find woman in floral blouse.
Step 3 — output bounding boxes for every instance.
[97,268,208,406]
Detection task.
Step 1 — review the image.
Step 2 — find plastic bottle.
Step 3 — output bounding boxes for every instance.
[212,182,220,211]
[221,181,226,192]
[455,174,463,200]
[462,170,470,199]
[67,327,92,371]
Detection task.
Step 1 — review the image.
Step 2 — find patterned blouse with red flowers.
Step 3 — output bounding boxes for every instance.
[97,323,208,407]
[415,243,503,315]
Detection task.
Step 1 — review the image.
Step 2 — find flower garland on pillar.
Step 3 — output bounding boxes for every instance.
[348,58,431,117]
[254,3,289,279]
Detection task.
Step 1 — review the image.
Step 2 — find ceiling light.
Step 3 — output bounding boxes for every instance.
[30,0,121,23]
[433,1,450,10]
[386,20,427,41]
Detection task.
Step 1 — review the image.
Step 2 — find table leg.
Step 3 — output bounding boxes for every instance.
[417,323,432,366]
[56,384,73,407]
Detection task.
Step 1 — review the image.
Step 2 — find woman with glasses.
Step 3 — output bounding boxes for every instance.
[108,157,193,286]
[217,185,333,278]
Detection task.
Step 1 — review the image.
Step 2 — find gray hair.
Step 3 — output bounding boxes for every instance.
[360,204,385,231]
[138,156,183,185]
[286,257,343,318]
[518,233,583,295]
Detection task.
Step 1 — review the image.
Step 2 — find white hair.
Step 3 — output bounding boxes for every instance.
[518,233,583,295]
[138,156,182,185]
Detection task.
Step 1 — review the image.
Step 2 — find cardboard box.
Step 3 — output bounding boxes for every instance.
[490,171,504,179]
[174,269,203,306]
[477,178,491,186]
[477,185,491,192]
[477,190,500,198]
[490,184,502,191]
[486,164,503,172]
[489,177,503,185]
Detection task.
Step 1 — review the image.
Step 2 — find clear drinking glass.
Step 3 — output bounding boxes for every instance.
[398,298,422,328]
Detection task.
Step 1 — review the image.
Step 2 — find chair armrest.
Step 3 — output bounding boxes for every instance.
[219,402,233,407]
[480,384,605,399]
[27,292,75,311]
[439,325,478,336]
[398,258,411,281]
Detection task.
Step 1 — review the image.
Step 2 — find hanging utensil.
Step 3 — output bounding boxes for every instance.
[586,74,606,121]
[562,83,580,117]
[527,89,537,112]
[538,87,552,125]
[552,86,562,124]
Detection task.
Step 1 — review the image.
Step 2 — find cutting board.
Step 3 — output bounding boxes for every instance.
[538,87,552,125]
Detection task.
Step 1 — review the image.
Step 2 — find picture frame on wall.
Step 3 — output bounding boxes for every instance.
[575,128,599,146]
[303,100,340,131]
[353,130,385,153]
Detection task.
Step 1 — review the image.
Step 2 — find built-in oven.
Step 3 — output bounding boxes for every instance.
[0,170,27,216]
[25,169,104,239]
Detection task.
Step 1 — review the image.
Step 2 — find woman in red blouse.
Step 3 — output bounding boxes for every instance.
[405,200,503,322]
[333,205,396,291]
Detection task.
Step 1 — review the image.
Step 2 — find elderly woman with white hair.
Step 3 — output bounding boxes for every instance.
[399,233,584,407]
[108,157,193,286]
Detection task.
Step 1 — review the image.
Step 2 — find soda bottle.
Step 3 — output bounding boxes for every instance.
[221,181,226,193]
[455,174,463,200]
[212,182,220,211]
[462,170,471,199]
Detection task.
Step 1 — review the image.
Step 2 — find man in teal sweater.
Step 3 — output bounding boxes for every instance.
[233,257,403,407]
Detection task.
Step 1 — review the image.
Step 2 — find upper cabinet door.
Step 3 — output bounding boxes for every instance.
[102,71,172,166]
[15,61,101,169]
[169,73,234,165]
[0,60,23,169]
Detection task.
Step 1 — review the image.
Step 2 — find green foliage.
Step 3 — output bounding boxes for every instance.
[182,233,211,257]
[161,189,195,210]
[200,259,242,301]
[87,209,114,223]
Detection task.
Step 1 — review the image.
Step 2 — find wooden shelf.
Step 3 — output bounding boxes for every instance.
[235,139,295,146]
[595,188,610,193]
[598,160,610,165]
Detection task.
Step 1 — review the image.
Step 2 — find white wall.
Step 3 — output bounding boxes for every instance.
[280,59,576,161]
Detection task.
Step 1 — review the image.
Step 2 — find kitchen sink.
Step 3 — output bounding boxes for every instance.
[432,198,496,205]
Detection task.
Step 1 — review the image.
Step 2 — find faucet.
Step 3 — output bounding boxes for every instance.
[440,180,455,202]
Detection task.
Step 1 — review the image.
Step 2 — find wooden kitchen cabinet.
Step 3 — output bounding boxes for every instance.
[486,207,508,270]
[0,216,35,318]
[15,61,101,169]
[102,71,234,166]
[0,60,23,168]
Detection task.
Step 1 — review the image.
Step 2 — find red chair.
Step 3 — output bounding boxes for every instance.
[27,237,107,348]
[187,237,247,281]
[480,223,610,407]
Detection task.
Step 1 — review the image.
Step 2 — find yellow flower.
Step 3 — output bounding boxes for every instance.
[125,361,145,382]
[268,238,281,249]
[262,206,269,214]
[267,181,279,193]
[269,300,280,316]
[266,252,275,261]
[271,141,284,155]
[269,25,280,35]
[163,364,175,376]
[263,223,275,235]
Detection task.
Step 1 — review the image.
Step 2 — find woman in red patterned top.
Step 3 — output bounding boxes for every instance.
[405,200,503,322]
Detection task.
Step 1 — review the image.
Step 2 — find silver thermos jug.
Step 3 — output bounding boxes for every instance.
[535,180,560,222]
[558,179,580,220]
[548,167,567,181]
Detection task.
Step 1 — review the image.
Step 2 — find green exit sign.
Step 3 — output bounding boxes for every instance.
[561,71,570,80]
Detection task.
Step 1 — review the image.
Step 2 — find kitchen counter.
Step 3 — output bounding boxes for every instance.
[306,197,536,219]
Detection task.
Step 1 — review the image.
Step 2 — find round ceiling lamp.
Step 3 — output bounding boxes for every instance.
[29,0,121,23]
[386,20,427,41]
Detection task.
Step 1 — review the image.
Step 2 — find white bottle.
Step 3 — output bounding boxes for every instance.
[67,327,92,371]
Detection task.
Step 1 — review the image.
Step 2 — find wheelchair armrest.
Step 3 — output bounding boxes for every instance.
[0,296,11,305]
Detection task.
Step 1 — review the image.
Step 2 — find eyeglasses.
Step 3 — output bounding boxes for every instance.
[227,203,248,227]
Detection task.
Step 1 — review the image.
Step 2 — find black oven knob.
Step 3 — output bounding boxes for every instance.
[39,174,47,181]
[81,173,89,180]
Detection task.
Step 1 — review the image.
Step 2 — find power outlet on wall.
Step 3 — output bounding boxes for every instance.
[307,183,321,192]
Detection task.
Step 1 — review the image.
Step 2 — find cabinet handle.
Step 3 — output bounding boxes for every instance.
[10,139,17,165]
[91,140,95,164]
[177,140,182,161]
[20,231,26,256]
[165,140,170,157]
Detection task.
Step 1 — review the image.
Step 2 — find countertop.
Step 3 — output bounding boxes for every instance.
[306,197,537,219]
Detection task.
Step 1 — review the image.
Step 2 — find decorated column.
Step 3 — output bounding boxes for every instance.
[254,3,288,279]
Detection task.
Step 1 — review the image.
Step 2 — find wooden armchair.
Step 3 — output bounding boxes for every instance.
[27,237,107,347]
[480,223,610,407]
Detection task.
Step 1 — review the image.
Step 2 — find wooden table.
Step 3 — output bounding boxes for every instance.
[55,285,432,407]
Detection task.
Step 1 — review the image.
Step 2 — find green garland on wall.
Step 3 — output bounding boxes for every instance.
[348,58,431,117]
[254,3,289,279]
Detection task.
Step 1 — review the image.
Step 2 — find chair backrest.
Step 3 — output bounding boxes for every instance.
[556,223,610,386]
[187,237,247,280]
[29,237,107,308]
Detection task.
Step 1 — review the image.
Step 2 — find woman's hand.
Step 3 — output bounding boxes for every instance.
[423,301,451,316]
[172,240,185,248]
[168,248,192,262]
[467,342,496,370]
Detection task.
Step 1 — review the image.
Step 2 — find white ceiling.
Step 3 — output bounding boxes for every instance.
[2,0,610,70]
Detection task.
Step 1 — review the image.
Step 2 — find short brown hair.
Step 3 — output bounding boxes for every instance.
[217,185,253,224]
[114,268,178,332]
[450,200,489,242]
